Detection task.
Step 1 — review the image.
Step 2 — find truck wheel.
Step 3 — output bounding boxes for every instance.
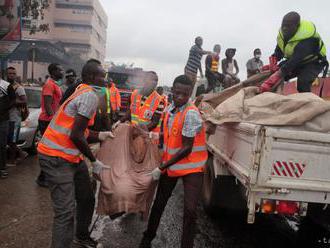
[202,155,222,217]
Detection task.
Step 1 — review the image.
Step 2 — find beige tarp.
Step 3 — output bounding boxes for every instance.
[199,86,330,132]
[96,124,161,219]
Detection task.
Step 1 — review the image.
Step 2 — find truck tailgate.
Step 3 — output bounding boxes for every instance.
[258,127,330,192]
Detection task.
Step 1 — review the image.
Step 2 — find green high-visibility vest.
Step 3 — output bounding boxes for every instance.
[277,20,326,62]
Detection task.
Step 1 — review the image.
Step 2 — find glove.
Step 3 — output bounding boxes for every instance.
[149,132,160,140]
[259,70,282,93]
[261,64,270,72]
[150,167,162,181]
[269,56,279,72]
[92,159,111,176]
[98,131,115,141]
[112,121,121,131]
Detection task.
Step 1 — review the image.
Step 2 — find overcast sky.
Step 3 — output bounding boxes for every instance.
[99,0,330,86]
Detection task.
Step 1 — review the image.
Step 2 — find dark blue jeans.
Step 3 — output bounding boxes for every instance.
[0,120,9,170]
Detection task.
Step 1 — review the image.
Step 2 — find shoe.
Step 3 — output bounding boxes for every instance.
[36,178,49,188]
[0,169,8,179]
[72,237,98,248]
[6,160,16,167]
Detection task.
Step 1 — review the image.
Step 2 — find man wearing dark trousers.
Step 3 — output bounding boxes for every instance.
[37,60,114,248]
[139,75,208,248]
[260,12,328,93]
[36,63,63,187]
[0,71,15,178]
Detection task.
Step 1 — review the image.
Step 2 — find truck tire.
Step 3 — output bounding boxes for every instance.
[202,154,222,217]
[202,154,247,217]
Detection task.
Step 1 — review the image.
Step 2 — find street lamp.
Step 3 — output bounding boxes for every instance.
[31,42,36,83]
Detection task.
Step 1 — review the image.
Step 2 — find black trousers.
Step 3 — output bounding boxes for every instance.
[37,120,50,182]
[0,120,8,170]
[205,71,225,93]
[285,61,324,92]
[143,172,203,248]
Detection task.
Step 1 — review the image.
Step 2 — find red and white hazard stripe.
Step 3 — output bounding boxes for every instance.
[271,161,306,178]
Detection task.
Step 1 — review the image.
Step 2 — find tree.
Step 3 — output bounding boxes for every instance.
[22,0,50,34]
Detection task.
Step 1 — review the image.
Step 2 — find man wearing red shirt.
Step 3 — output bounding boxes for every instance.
[36,63,63,187]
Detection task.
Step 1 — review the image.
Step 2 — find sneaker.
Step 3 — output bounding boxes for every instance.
[0,169,8,179]
[72,237,98,248]
[6,160,16,167]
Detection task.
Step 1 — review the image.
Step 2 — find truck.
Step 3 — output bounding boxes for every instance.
[202,120,330,225]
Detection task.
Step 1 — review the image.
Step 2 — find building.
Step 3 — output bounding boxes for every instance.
[8,0,108,81]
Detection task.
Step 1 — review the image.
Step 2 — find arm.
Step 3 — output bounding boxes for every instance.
[280,38,319,77]
[273,45,284,61]
[199,64,203,77]
[222,59,227,74]
[234,60,239,75]
[159,136,194,170]
[205,55,212,73]
[70,114,97,162]
[44,95,54,116]
[146,112,161,131]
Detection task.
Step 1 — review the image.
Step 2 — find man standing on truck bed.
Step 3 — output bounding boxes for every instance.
[205,44,225,93]
[184,36,212,85]
[139,75,208,248]
[260,11,328,93]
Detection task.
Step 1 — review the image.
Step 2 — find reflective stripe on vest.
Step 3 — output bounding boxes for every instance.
[211,56,219,72]
[105,88,111,114]
[38,84,95,163]
[163,103,208,177]
[277,20,327,61]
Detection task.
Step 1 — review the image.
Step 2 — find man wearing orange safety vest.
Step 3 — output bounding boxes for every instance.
[105,79,121,121]
[118,71,165,134]
[139,75,208,248]
[205,44,225,93]
[37,59,114,248]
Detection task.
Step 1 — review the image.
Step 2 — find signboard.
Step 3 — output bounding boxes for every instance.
[0,0,21,58]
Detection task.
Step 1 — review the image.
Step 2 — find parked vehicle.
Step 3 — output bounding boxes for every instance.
[18,87,41,153]
[203,122,330,224]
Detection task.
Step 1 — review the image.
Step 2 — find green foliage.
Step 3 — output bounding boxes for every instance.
[22,0,50,34]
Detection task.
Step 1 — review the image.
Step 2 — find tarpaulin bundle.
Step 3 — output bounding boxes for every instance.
[96,123,161,219]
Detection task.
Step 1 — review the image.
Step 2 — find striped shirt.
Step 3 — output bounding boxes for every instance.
[185,45,205,74]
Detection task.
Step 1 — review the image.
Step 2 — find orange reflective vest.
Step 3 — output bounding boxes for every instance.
[38,84,96,163]
[211,55,219,72]
[130,89,162,132]
[163,103,208,177]
[106,84,121,113]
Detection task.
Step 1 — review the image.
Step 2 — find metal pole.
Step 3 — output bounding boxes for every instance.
[31,42,35,83]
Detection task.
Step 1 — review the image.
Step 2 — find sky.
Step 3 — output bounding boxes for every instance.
[99,0,330,86]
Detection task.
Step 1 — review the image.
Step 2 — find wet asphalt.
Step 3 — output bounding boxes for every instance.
[0,155,328,248]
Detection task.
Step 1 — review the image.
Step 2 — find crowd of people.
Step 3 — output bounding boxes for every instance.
[0,10,328,248]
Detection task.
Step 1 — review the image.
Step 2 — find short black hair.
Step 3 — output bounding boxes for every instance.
[254,48,261,54]
[6,66,15,71]
[48,63,60,75]
[81,61,101,81]
[86,58,101,65]
[173,75,193,88]
[156,86,163,91]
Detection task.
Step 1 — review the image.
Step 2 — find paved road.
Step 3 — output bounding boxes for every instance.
[0,156,328,248]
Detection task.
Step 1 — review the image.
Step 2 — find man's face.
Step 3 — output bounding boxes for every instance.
[66,76,76,85]
[214,46,221,55]
[172,82,192,108]
[140,74,157,96]
[53,66,64,81]
[281,19,299,41]
[156,88,164,95]
[196,37,203,47]
[7,69,16,82]
[93,66,106,87]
